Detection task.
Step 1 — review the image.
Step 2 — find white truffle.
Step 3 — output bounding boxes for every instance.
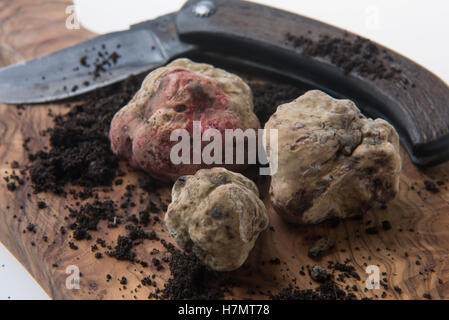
[109,58,260,182]
[264,90,401,224]
[165,167,269,271]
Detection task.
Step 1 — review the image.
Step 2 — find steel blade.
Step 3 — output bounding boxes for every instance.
[0,14,194,104]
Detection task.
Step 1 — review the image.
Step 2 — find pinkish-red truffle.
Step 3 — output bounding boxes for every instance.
[109,58,260,181]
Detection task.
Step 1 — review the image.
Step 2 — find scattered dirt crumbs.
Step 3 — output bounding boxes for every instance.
[151,248,230,300]
[250,82,306,125]
[28,75,144,195]
[284,32,410,86]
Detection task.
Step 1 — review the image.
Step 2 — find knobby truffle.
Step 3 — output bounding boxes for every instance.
[109,58,260,181]
[165,168,269,271]
[264,90,401,224]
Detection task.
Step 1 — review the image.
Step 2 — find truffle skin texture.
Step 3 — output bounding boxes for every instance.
[109,58,260,182]
[165,168,269,271]
[264,90,401,225]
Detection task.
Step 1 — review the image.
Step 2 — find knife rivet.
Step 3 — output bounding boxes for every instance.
[193,1,216,17]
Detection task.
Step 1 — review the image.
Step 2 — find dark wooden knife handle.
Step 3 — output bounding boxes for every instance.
[176,0,449,166]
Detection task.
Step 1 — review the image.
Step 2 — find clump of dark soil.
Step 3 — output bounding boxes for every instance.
[68,200,117,240]
[28,75,145,195]
[37,201,47,209]
[285,32,406,83]
[381,220,392,231]
[424,180,439,193]
[250,82,305,125]
[6,182,17,191]
[107,225,159,262]
[26,223,37,233]
[4,170,25,192]
[155,250,227,300]
[330,262,361,281]
[365,226,379,235]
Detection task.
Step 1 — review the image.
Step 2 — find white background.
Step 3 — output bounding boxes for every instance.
[1,0,448,300]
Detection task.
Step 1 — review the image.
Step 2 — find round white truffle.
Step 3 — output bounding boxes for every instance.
[165,167,269,271]
[264,90,402,224]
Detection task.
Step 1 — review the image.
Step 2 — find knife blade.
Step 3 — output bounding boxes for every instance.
[0,13,194,104]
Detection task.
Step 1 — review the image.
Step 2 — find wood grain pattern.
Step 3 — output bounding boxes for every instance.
[0,0,449,300]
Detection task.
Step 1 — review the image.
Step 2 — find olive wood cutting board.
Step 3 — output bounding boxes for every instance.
[0,0,449,300]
